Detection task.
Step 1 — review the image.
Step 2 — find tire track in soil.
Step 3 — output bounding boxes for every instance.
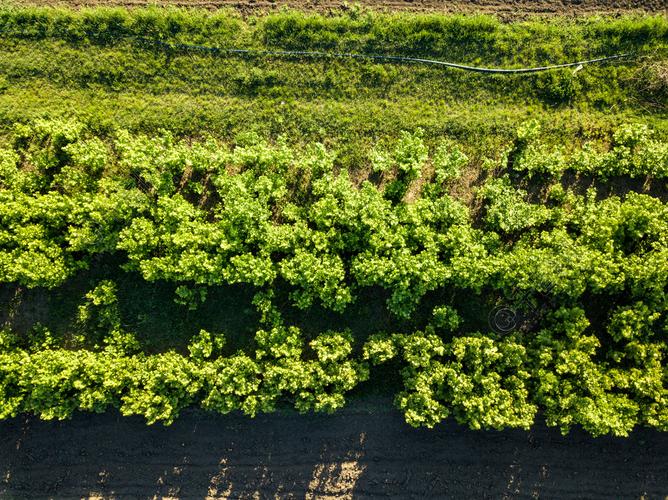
[1,397,667,499]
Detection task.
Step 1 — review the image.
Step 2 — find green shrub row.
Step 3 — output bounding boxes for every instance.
[0,324,368,425]
[512,121,668,179]
[0,119,666,435]
[1,305,665,436]
[1,119,666,304]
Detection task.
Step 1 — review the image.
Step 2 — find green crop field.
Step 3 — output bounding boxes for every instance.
[0,5,667,436]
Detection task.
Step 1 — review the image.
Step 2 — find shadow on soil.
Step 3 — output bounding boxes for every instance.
[0,397,666,499]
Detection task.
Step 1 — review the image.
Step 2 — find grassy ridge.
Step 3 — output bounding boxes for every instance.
[0,7,665,170]
[1,7,666,57]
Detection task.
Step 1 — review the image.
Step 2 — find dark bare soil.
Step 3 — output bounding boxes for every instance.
[8,0,668,16]
[1,397,667,499]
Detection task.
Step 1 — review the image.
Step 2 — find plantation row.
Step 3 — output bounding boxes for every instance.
[2,306,664,436]
[0,119,666,435]
[1,120,666,302]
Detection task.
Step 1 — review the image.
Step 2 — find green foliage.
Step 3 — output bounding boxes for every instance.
[201,354,265,416]
[440,336,536,430]
[373,130,428,201]
[607,302,661,342]
[373,129,428,178]
[534,69,581,104]
[103,330,141,357]
[0,147,20,190]
[120,352,202,425]
[13,118,84,173]
[480,177,552,233]
[0,3,665,438]
[528,307,667,437]
[26,324,57,352]
[433,141,468,184]
[288,330,369,414]
[64,137,108,173]
[367,332,536,430]
[513,122,668,179]
[203,325,369,416]
[21,349,124,420]
[174,285,208,311]
[279,250,352,312]
[188,329,226,360]
[0,350,27,419]
[363,334,399,364]
[0,113,666,436]
[0,7,663,182]
[77,280,121,335]
[0,192,79,287]
[431,305,461,331]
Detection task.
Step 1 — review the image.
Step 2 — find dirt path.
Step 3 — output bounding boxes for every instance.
[8,0,668,16]
[1,398,666,499]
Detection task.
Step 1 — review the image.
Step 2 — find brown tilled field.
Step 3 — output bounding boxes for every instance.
[1,399,668,499]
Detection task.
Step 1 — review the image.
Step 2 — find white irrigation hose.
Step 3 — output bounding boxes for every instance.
[140,38,634,74]
[0,30,638,74]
